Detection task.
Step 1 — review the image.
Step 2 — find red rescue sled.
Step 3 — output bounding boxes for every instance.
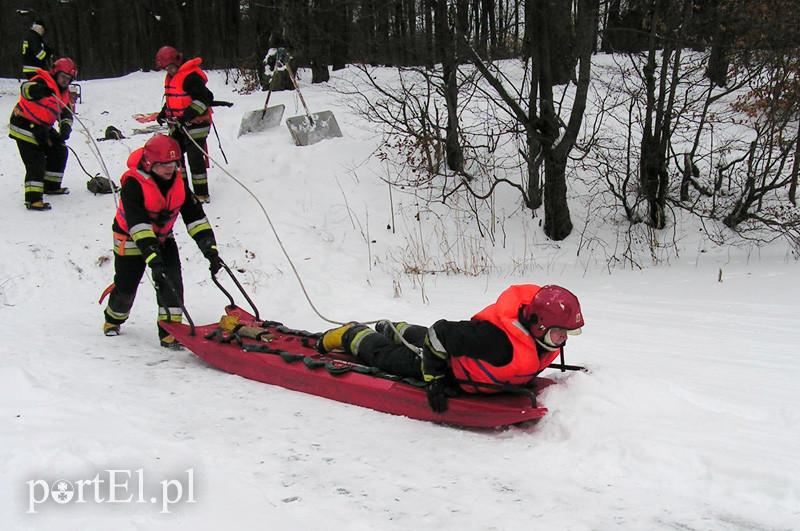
[160,306,551,428]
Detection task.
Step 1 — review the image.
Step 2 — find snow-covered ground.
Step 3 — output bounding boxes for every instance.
[0,63,798,530]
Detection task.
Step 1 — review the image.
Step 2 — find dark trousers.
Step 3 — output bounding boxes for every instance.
[16,138,68,203]
[172,127,209,196]
[104,238,184,339]
[342,324,427,379]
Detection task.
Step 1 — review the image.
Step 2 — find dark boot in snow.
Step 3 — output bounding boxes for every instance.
[160,335,184,350]
[25,201,51,211]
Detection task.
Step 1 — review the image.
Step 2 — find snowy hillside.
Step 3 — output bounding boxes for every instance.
[0,63,798,530]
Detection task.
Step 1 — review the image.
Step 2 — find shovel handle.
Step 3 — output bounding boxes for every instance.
[284,63,314,125]
[261,72,277,119]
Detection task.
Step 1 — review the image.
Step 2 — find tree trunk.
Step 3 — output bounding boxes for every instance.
[526,129,543,209]
[707,42,729,87]
[435,0,464,174]
[525,0,542,208]
[310,0,330,83]
[487,0,497,56]
[376,0,391,65]
[534,0,558,216]
[789,116,800,205]
[543,152,573,240]
[456,0,470,57]
[285,0,310,63]
[541,0,597,240]
[407,0,418,64]
[601,0,621,52]
[394,0,407,64]
[723,141,762,228]
[706,0,729,87]
[498,0,507,54]
[680,152,692,201]
[641,133,666,228]
[478,0,490,57]
[331,0,349,70]
[424,0,435,68]
[514,0,520,54]
[640,2,666,229]
[547,0,575,85]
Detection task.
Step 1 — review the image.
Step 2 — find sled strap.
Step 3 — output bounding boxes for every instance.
[453,378,535,395]
[453,378,537,407]
[239,341,408,381]
[98,282,115,304]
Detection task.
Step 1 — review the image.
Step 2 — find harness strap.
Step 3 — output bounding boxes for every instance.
[98,282,115,304]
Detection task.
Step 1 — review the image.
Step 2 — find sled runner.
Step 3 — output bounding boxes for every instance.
[160,306,552,428]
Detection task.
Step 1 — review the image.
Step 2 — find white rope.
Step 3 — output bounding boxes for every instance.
[69,108,120,208]
[180,125,349,326]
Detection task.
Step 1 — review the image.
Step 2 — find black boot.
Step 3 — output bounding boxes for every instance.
[375,320,410,344]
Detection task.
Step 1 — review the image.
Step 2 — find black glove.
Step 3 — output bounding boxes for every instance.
[208,253,222,275]
[148,253,167,282]
[48,127,63,145]
[59,124,71,142]
[426,379,449,414]
[156,109,166,126]
[202,245,222,275]
[208,255,222,275]
[180,108,198,125]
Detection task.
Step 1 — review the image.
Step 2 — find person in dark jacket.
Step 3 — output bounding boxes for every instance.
[318,284,585,413]
[21,20,53,79]
[8,57,75,210]
[154,45,215,203]
[101,134,222,349]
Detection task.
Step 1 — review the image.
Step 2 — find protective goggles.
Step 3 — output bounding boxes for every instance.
[55,72,74,83]
[153,161,179,170]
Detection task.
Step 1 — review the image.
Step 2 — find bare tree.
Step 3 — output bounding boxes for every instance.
[435,0,466,174]
[464,0,597,240]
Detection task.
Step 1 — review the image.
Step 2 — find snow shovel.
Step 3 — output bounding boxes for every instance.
[237,75,285,137]
[284,64,342,146]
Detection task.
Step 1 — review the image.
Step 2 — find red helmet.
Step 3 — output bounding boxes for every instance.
[520,285,584,346]
[142,134,181,172]
[52,57,77,79]
[155,46,182,70]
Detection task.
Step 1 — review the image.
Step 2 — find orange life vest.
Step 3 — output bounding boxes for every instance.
[450,284,561,393]
[15,69,71,127]
[163,57,212,123]
[114,148,186,242]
